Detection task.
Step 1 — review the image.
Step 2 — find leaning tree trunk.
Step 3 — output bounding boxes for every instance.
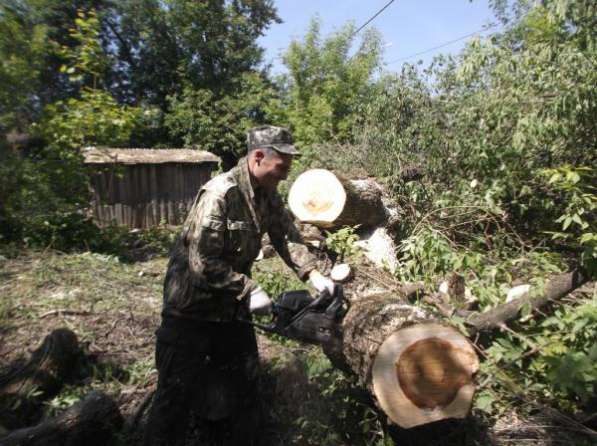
[288,169,387,229]
[326,293,479,429]
[0,391,123,446]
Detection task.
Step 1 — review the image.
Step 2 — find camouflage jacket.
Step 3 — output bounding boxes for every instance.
[162,157,319,322]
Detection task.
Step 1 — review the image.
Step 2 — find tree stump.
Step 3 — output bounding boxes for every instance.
[288,169,387,229]
[0,328,82,429]
[0,391,123,446]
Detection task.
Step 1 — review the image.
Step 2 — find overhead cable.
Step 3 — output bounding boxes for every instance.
[352,0,396,36]
[385,23,498,65]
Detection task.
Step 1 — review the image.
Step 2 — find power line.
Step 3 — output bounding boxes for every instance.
[352,0,396,36]
[385,23,498,65]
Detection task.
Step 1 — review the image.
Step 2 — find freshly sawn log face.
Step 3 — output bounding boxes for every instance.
[337,293,479,429]
[288,169,387,229]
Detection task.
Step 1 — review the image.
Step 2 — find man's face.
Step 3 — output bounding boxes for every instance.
[253,149,293,190]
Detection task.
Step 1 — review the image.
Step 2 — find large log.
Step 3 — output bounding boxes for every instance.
[0,391,123,446]
[288,169,387,229]
[325,270,589,429]
[328,293,479,429]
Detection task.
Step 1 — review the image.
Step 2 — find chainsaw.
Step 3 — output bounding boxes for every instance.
[249,285,349,345]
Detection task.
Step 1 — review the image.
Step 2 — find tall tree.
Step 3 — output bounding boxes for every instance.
[282,19,383,145]
[1,0,280,150]
[0,0,115,152]
[104,0,280,107]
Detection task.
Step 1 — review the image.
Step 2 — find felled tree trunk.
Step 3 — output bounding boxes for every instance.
[324,270,589,429]
[288,169,387,229]
[326,293,479,429]
[0,391,123,446]
[0,329,82,429]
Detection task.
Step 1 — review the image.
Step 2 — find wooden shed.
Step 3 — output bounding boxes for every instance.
[83,147,220,228]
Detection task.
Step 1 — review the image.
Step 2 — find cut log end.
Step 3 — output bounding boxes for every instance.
[288,169,386,229]
[288,169,346,225]
[397,338,472,408]
[372,323,478,429]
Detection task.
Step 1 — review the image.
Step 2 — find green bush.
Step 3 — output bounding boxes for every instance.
[281,18,383,146]
[165,72,283,168]
[357,1,596,253]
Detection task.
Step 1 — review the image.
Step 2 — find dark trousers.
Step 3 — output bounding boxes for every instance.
[143,319,261,446]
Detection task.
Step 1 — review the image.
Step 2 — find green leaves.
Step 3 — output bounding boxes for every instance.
[474,390,496,414]
[281,18,383,145]
[165,72,281,166]
[479,294,597,414]
[541,166,597,272]
[41,89,141,151]
[108,0,280,109]
[59,9,107,88]
[324,225,361,261]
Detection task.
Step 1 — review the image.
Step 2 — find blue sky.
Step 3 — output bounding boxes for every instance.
[258,0,498,74]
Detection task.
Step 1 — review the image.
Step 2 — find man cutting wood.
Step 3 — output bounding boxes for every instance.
[144,125,333,446]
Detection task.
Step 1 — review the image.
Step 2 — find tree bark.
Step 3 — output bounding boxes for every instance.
[288,169,387,229]
[326,292,479,429]
[0,391,123,446]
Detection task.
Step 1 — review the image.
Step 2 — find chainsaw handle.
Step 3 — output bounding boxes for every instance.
[324,285,348,320]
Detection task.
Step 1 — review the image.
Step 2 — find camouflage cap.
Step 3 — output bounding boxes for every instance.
[247,125,300,155]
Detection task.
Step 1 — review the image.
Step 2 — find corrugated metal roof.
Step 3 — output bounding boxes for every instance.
[82,147,221,165]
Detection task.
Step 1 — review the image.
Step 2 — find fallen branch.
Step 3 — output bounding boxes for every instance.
[466,270,587,335]
[39,309,91,319]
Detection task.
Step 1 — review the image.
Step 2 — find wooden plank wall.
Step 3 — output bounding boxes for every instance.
[89,163,214,228]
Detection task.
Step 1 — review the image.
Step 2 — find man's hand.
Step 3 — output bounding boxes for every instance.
[249,287,273,315]
[309,270,335,294]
